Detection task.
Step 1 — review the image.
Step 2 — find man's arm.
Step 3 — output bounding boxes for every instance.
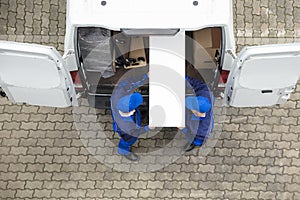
[119,73,149,94]
[196,112,213,141]
[186,76,212,100]
[118,120,150,137]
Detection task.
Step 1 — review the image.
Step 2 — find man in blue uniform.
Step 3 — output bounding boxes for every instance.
[181,76,214,152]
[110,73,150,161]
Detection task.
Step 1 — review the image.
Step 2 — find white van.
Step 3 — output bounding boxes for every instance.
[0,0,299,126]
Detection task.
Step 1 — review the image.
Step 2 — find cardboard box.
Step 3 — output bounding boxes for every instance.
[193,28,221,69]
[126,37,147,69]
[113,34,147,69]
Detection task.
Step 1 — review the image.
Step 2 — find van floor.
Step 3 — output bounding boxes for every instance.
[87,67,149,94]
[86,67,127,91]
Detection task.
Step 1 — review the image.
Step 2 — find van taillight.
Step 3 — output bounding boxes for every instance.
[70,71,82,86]
[220,70,230,84]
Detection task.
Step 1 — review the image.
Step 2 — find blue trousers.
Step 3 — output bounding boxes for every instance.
[117,133,138,155]
[182,129,204,147]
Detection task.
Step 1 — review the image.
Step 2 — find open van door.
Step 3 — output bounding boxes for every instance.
[225,44,300,107]
[0,41,77,107]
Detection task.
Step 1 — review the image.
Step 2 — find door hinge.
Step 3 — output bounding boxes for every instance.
[226,49,237,59]
[63,50,75,59]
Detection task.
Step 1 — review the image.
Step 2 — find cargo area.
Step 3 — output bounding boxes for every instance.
[76,27,223,109]
[186,27,223,88]
[76,27,150,109]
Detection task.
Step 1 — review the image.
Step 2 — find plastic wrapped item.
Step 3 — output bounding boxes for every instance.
[102,65,115,78]
[78,27,114,78]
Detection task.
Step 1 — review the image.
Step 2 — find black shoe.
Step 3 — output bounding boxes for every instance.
[183,143,195,152]
[123,152,139,161]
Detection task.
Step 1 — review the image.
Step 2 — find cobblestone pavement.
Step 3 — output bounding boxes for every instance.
[0,0,300,199]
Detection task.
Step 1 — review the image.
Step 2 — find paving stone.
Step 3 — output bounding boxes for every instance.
[17,172,35,181]
[25,181,43,189]
[172,189,191,198]
[3,122,21,130]
[257,157,275,166]
[19,138,38,147]
[10,147,28,155]
[138,189,156,198]
[27,147,45,155]
[70,172,87,181]
[0,164,9,173]
[286,185,300,196]
[155,189,173,198]
[255,108,272,116]
[173,172,190,181]
[294,193,300,199]
[18,155,36,164]
[0,143,10,154]
[43,181,61,189]
[59,180,77,189]
[33,189,51,198]
[163,181,181,189]
[128,181,146,190]
[206,173,224,182]
[224,191,241,199]
[33,172,52,181]
[197,164,216,173]
[8,164,26,172]
[87,172,104,181]
[15,189,33,198]
[50,189,68,198]
[44,164,62,172]
[7,181,25,189]
[4,105,21,114]
[258,174,276,183]
[52,172,70,181]
[259,191,276,199]
[248,149,266,157]
[276,192,294,200]
[86,189,104,198]
[265,133,281,141]
[147,181,164,189]
[20,122,38,130]
[103,189,121,198]
[78,180,95,189]
[241,191,259,199]
[1,1,300,199]
[120,189,139,198]
[249,180,266,192]
[233,182,250,191]
[95,180,113,189]
[266,149,283,158]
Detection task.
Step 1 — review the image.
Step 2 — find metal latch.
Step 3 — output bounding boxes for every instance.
[277,86,295,103]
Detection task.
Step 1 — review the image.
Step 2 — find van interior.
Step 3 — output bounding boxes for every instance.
[76,27,223,109]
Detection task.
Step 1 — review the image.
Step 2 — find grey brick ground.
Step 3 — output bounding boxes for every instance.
[0,0,300,199]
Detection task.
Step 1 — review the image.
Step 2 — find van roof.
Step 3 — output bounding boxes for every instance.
[68,0,232,30]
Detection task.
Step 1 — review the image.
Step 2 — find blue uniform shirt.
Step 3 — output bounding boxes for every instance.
[182,76,214,146]
[111,73,150,137]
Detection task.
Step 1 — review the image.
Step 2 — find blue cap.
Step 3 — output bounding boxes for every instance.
[186,96,211,113]
[117,92,143,113]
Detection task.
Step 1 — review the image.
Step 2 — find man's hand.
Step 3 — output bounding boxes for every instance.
[149,126,156,130]
[177,127,185,130]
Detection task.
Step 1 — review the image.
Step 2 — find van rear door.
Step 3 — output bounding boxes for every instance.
[0,41,77,107]
[225,44,300,107]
